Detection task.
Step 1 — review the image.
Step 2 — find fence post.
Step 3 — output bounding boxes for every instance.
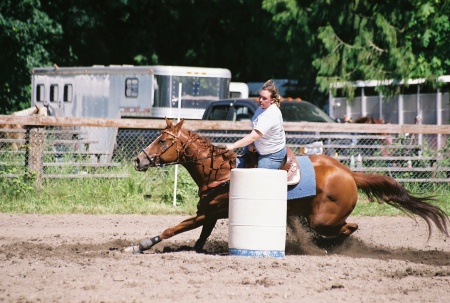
[26,126,45,186]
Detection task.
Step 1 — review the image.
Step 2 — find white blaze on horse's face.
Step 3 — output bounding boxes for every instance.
[134,131,179,171]
[134,118,185,171]
[134,138,159,171]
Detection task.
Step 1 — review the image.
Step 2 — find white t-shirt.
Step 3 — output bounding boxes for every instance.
[252,104,286,155]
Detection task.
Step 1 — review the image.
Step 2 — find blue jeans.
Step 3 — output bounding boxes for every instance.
[257,147,286,169]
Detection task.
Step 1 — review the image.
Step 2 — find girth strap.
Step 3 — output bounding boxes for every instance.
[199,180,230,198]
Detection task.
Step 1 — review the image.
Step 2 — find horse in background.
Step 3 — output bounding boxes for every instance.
[344,115,385,125]
[343,115,393,156]
[0,105,47,150]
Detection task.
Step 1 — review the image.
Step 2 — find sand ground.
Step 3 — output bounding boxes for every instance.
[0,214,449,303]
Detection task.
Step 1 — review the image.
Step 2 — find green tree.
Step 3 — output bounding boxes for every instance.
[0,0,62,114]
[263,0,450,99]
[41,0,284,81]
[0,0,300,113]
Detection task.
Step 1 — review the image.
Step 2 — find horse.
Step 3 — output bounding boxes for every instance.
[344,115,393,157]
[124,118,449,254]
[345,115,384,125]
[0,105,47,150]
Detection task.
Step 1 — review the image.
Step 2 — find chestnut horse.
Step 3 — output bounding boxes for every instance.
[124,118,449,254]
[344,115,384,124]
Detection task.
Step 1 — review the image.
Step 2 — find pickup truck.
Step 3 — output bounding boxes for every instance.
[202,98,337,123]
[202,98,352,156]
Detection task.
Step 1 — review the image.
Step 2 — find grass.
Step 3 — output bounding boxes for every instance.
[352,181,450,216]
[0,163,449,216]
[0,164,199,215]
[353,193,450,216]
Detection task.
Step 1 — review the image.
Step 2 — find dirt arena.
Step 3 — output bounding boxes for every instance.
[0,214,449,303]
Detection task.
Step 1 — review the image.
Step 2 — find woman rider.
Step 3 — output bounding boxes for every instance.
[226,80,286,169]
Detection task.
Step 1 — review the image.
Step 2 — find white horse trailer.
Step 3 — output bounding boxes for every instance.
[31,65,233,162]
[31,65,233,120]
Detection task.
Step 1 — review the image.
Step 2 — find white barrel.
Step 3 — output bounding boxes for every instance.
[228,168,287,258]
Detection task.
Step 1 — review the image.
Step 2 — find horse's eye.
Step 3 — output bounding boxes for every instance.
[159,139,166,145]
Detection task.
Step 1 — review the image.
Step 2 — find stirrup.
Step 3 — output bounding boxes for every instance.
[287,163,300,186]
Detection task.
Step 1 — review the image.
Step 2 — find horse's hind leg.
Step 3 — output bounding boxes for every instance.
[331,222,359,248]
[338,222,359,237]
[312,221,359,249]
[309,214,359,238]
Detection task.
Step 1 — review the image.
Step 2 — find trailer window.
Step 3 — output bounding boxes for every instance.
[153,75,230,109]
[36,84,45,102]
[63,84,73,102]
[50,84,59,102]
[125,78,139,98]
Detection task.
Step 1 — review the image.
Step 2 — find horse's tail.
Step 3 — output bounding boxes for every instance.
[352,172,449,238]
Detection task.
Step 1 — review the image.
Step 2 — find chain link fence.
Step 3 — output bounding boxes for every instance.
[1,119,450,191]
[1,125,128,181]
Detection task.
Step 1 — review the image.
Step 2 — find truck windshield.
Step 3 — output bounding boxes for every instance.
[281,102,336,123]
[153,75,230,109]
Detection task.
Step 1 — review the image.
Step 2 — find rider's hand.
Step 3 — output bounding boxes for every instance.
[247,145,256,152]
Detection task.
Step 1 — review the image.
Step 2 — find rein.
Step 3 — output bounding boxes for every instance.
[141,129,229,167]
[141,148,228,167]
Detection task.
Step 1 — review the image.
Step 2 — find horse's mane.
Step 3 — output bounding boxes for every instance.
[181,128,237,161]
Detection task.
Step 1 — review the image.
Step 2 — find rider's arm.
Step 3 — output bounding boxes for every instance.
[226,129,262,150]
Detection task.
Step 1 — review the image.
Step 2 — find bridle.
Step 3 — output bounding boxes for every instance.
[140,129,180,167]
[140,128,228,167]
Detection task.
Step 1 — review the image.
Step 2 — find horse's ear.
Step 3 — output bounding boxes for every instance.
[380,116,385,123]
[35,105,46,116]
[174,118,185,130]
[165,117,173,128]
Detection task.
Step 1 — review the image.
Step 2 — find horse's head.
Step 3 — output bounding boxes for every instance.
[134,118,185,171]
[353,116,385,124]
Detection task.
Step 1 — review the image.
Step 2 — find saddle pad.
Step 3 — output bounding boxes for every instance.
[235,155,316,200]
[287,156,316,200]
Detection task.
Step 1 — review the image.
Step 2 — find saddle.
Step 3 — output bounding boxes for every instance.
[242,146,301,186]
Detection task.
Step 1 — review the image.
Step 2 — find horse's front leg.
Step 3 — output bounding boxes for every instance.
[193,217,217,252]
[123,214,207,254]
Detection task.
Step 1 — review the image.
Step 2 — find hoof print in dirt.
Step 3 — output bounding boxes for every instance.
[162,245,199,253]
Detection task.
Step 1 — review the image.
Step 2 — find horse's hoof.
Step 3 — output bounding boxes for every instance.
[122,245,142,254]
[194,245,207,254]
